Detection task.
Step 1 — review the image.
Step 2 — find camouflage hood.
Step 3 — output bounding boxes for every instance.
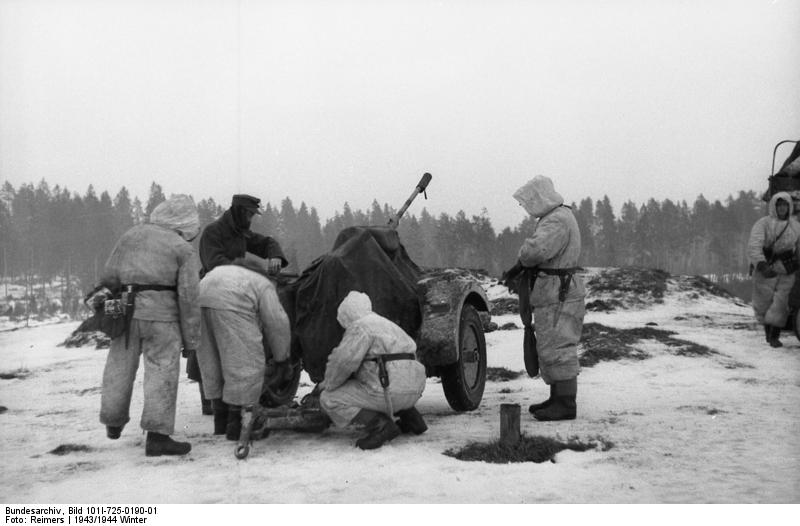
[150,194,200,241]
[513,175,564,218]
[336,291,373,329]
[768,191,793,219]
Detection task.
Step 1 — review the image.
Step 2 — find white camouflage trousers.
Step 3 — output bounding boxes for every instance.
[99,320,182,435]
[752,272,795,327]
[320,380,424,428]
[196,308,266,407]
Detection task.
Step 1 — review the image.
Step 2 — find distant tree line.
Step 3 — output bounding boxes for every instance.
[0,179,764,309]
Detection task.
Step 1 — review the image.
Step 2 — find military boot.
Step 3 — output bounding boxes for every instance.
[211,399,228,435]
[533,378,577,421]
[769,326,783,348]
[353,410,401,450]
[199,382,213,415]
[145,432,191,457]
[226,405,242,441]
[528,383,556,414]
[106,425,123,440]
[395,406,428,435]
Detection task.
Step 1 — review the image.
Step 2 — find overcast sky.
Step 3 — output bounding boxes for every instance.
[1,0,799,229]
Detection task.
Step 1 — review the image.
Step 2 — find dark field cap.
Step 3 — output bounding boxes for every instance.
[232,194,262,214]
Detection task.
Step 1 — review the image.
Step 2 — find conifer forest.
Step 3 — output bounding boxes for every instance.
[0,179,762,312]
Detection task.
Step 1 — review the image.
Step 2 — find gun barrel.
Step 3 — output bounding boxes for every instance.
[388,172,432,229]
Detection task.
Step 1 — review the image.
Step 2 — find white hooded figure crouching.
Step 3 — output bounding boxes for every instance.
[319,291,428,450]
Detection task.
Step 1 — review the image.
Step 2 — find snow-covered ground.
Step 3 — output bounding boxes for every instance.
[1,271,799,504]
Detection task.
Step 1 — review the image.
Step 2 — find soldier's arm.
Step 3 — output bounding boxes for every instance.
[321,326,371,391]
[518,214,570,267]
[257,282,291,363]
[176,250,201,350]
[245,232,288,267]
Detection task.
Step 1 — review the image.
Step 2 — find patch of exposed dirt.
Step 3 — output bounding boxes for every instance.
[675,275,735,299]
[443,434,614,464]
[579,323,716,367]
[491,297,519,315]
[726,377,761,385]
[719,359,754,370]
[491,267,740,315]
[677,405,728,416]
[586,267,670,307]
[586,299,625,312]
[0,368,32,380]
[486,367,524,382]
[36,409,78,417]
[48,444,93,455]
[594,410,645,425]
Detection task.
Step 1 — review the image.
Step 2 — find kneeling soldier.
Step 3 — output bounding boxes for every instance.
[319,291,427,450]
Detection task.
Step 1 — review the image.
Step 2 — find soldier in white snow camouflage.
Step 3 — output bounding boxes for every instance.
[98,194,201,456]
[509,175,586,421]
[748,191,800,347]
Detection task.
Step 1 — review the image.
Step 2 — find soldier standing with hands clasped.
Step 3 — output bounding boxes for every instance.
[503,175,586,421]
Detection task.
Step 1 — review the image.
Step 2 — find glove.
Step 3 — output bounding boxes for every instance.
[266,360,295,388]
[756,261,778,278]
[267,258,283,274]
[501,261,524,287]
[85,287,112,310]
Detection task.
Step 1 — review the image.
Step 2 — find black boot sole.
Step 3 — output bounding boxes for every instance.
[145,447,191,457]
[532,413,576,422]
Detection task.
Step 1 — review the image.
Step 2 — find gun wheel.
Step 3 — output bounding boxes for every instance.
[441,304,486,411]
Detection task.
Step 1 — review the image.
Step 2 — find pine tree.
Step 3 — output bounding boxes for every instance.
[279,198,298,271]
[617,201,639,266]
[0,183,16,294]
[144,182,166,220]
[112,187,134,239]
[594,196,618,266]
[575,198,595,265]
[472,209,497,274]
[131,197,145,225]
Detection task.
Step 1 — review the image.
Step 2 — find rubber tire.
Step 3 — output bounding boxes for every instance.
[260,361,302,408]
[441,305,487,411]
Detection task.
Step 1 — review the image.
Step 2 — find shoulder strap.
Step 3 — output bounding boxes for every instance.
[767,220,791,251]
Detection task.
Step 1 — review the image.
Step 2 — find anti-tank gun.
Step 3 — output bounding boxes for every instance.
[236,173,493,459]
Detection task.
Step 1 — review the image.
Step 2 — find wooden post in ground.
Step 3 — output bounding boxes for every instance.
[500,403,521,446]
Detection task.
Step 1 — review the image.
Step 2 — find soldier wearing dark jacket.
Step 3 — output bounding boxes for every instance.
[198,194,288,276]
[187,194,288,414]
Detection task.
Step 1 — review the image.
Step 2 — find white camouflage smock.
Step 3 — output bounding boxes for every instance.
[514,176,586,384]
[748,191,800,327]
[99,194,201,435]
[319,291,426,428]
[197,264,291,406]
